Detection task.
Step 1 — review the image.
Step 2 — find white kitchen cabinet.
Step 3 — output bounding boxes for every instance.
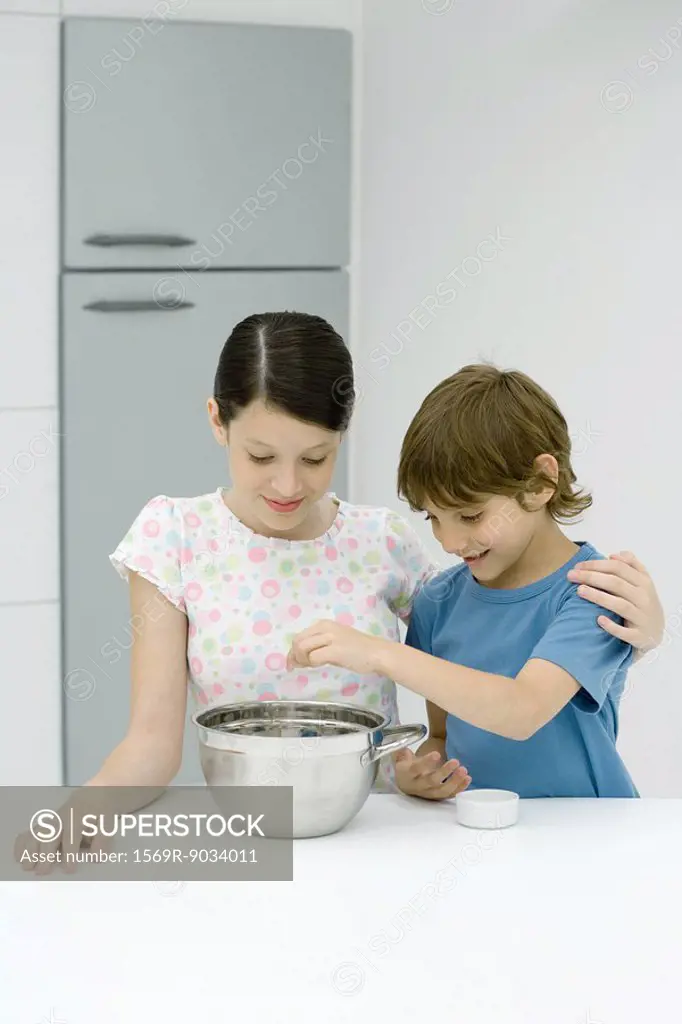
[0,1,60,12]
[0,409,60,604]
[60,269,348,785]
[0,13,59,408]
[62,17,351,270]
[0,602,61,785]
[60,0,357,28]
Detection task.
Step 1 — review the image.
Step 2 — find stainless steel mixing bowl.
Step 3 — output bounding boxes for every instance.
[192,700,427,838]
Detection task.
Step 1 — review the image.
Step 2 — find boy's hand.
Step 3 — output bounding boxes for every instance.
[394,748,471,800]
[568,550,664,651]
[286,619,388,674]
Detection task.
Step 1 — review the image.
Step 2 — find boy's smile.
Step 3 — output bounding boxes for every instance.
[423,490,579,590]
[424,494,548,588]
[462,548,491,566]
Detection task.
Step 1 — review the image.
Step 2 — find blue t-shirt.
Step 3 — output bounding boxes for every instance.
[405,542,638,798]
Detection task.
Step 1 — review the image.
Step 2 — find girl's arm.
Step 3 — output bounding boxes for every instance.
[19,573,189,874]
[85,571,189,806]
[383,509,441,627]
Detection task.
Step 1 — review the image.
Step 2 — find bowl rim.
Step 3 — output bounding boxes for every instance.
[191,699,396,755]
[191,698,391,732]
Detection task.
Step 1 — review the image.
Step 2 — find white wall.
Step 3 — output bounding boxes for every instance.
[0,13,61,785]
[356,0,682,795]
[0,0,361,784]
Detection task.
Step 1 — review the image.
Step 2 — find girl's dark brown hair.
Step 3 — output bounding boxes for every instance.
[213,311,354,432]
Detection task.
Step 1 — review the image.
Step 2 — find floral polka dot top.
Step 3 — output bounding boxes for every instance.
[109,488,436,790]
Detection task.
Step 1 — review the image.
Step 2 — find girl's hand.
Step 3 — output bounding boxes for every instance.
[286,620,388,674]
[394,748,472,800]
[14,791,111,876]
[567,550,664,651]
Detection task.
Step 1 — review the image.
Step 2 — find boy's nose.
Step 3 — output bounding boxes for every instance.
[440,530,470,557]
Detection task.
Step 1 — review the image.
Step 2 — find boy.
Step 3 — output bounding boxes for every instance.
[287,364,639,798]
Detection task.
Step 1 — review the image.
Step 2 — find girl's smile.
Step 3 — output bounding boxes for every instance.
[263,496,305,514]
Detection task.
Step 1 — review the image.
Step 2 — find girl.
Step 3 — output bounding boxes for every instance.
[88,314,666,799]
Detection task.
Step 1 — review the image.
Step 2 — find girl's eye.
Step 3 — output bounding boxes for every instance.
[424,513,436,523]
[249,454,328,466]
[461,513,483,524]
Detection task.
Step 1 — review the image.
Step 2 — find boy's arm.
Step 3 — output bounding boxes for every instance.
[375,645,579,741]
[289,591,633,741]
[417,701,448,757]
[393,701,471,800]
[374,590,633,740]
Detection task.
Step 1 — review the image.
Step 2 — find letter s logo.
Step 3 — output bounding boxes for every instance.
[29,809,63,843]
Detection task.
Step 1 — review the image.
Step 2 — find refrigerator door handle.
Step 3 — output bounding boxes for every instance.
[83,233,197,247]
[82,300,195,312]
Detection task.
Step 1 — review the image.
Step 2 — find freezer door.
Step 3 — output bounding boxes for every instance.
[61,269,349,785]
[62,18,351,269]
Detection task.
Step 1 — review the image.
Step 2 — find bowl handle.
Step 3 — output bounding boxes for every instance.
[360,723,427,767]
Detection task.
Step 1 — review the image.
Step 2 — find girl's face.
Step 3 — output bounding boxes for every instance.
[208,398,341,534]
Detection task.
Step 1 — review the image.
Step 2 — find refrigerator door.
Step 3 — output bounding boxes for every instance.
[62,18,351,270]
[61,268,349,785]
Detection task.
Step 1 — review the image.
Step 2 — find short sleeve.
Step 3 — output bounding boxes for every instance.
[384,510,439,623]
[404,594,431,652]
[109,495,186,613]
[529,591,634,714]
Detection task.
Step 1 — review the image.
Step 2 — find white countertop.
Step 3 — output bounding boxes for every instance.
[2,793,681,1023]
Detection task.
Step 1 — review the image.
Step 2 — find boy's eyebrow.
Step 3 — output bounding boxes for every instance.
[427,502,486,514]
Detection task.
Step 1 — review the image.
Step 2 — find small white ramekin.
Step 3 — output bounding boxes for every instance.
[455,788,520,829]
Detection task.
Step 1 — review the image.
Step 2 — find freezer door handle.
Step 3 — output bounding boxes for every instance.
[82,300,195,312]
[83,233,197,247]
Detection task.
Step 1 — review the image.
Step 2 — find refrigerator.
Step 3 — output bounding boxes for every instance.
[60,17,352,784]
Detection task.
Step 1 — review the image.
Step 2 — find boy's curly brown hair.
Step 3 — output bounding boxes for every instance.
[397,363,592,523]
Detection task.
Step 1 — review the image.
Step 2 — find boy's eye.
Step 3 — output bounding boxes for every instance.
[424,513,436,523]
[461,512,483,524]
[303,456,328,466]
[248,454,274,464]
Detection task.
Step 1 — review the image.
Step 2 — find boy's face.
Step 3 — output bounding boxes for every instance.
[423,494,541,586]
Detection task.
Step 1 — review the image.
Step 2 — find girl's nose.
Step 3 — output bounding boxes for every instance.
[271,468,300,499]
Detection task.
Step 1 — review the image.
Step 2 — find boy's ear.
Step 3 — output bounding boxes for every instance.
[524,453,559,510]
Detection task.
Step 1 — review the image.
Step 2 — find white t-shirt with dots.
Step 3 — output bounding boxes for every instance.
[109,488,436,788]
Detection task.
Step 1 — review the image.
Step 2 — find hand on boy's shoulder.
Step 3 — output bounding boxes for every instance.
[561,556,633,648]
[567,549,664,653]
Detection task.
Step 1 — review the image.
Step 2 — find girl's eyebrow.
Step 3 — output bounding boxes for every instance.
[244,438,332,451]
